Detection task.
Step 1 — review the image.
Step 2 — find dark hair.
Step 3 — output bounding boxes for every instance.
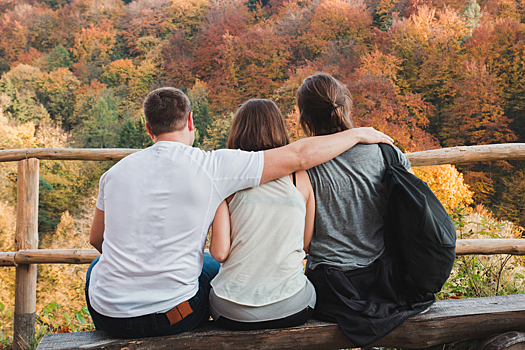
[228,99,290,151]
[143,87,191,136]
[296,73,354,136]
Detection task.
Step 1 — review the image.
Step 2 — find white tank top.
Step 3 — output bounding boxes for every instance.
[211,175,307,306]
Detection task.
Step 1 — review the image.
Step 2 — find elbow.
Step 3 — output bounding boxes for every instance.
[211,250,228,263]
[293,144,308,171]
[90,237,103,253]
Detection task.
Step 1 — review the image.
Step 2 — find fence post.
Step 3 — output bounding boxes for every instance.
[13,158,39,350]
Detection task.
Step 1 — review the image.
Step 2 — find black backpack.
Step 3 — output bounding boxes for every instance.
[378,144,456,305]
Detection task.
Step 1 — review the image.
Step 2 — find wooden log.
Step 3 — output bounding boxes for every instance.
[0,144,524,166]
[35,294,525,350]
[0,240,523,267]
[13,249,100,264]
[408,143,525,167]
[0,252,15,266]
[0,148,138,162]
[456,239,525,255]
[476,332,525,350]
[14,159,39,350]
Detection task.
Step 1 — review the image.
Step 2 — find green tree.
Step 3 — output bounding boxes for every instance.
[0,65,50,123]
[34,68,81,130]
[188,81,211,145]
[117,116,152,149]
[78,88,120,148]
[462,0,482,33]
[201,113,233,151]
[47,45,73,71]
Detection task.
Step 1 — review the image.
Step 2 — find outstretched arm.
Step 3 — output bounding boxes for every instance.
[261,127,393,185]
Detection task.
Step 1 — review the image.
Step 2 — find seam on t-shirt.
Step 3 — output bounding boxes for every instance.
[207,151,263,198]
[176,147,218,244]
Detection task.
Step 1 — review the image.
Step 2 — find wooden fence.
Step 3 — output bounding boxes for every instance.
[1,143,525,350]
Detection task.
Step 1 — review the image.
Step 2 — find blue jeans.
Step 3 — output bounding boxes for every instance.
[85,253,220,338]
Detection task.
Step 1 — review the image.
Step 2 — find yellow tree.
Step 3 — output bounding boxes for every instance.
[166,0,210,39]
[413,164,473,212]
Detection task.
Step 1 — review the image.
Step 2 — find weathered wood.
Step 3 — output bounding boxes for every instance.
[476,332,525,350]
[0,148,138,162]
[14,159,39,350]
[0,252,16,265]
[36,294,525,350]
[12,249,100,265]
[0,144,524,166]
[456,239,525,255]
[1,239,523,267]
[407,143,525,167]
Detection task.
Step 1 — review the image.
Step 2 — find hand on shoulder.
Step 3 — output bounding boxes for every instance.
[351,127,394,145]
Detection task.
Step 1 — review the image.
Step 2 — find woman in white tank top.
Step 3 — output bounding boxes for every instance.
[208,99,317,331]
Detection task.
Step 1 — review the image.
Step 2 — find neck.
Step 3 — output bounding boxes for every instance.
[154,130,193,146]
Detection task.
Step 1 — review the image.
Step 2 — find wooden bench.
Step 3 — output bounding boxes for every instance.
[36,294,525,350]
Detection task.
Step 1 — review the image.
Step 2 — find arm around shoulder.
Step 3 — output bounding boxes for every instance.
[260,127,393,184]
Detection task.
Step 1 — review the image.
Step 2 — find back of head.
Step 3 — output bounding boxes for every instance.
[143,87,191,136]
[228,99,290,151]
[297,73,354,136]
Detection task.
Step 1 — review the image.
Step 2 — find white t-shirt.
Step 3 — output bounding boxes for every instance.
[211,176,307,306]
[89,141,264,318]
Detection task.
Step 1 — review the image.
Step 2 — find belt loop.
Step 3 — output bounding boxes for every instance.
[150,314,158,331]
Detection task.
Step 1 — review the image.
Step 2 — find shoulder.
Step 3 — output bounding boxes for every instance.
[295,170,312,189]
[391,145,411,170]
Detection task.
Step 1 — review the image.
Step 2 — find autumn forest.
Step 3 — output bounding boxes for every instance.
[1,0,525,340]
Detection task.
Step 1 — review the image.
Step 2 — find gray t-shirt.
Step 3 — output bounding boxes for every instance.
[306,143,410,272]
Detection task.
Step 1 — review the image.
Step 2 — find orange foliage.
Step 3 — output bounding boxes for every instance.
[102,59,136,86]
[163,31,195,89]
[463,170,495,205]
[71,21,117,62]
[11,48,43,68]
[301,0,372,55]
[284,109,306,142]
[119,0,171,53]
[413,164,473,212]
[348,75,439,152]
[441,60,517,146]
[357,48,403,84]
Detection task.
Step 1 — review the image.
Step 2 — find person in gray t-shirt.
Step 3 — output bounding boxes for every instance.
[296,73,433,347]
[306,143,410,272]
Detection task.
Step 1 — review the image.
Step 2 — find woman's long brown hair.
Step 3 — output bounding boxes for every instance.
[297,73,354,136]
[228,99,290,151]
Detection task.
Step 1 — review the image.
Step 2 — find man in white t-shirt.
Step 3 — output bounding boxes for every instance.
[84,87,393,338]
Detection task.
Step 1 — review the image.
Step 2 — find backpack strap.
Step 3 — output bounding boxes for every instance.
[378,143,400,167]
[292,172,297,187]
[378,143,415,309]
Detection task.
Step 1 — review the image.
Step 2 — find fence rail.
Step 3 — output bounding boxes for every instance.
[1,239,525,267]
[1,143,525,350]
[0,143,525,165]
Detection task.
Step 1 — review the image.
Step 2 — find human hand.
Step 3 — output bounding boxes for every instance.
[353,127,394,145]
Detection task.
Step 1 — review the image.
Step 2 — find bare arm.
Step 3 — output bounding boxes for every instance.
[294,171,315,254]
[210,200,231,263]
[261,127,393,184]
[90,208,105,254]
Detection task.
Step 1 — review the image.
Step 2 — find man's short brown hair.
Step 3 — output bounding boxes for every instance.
[143,87,191,136]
